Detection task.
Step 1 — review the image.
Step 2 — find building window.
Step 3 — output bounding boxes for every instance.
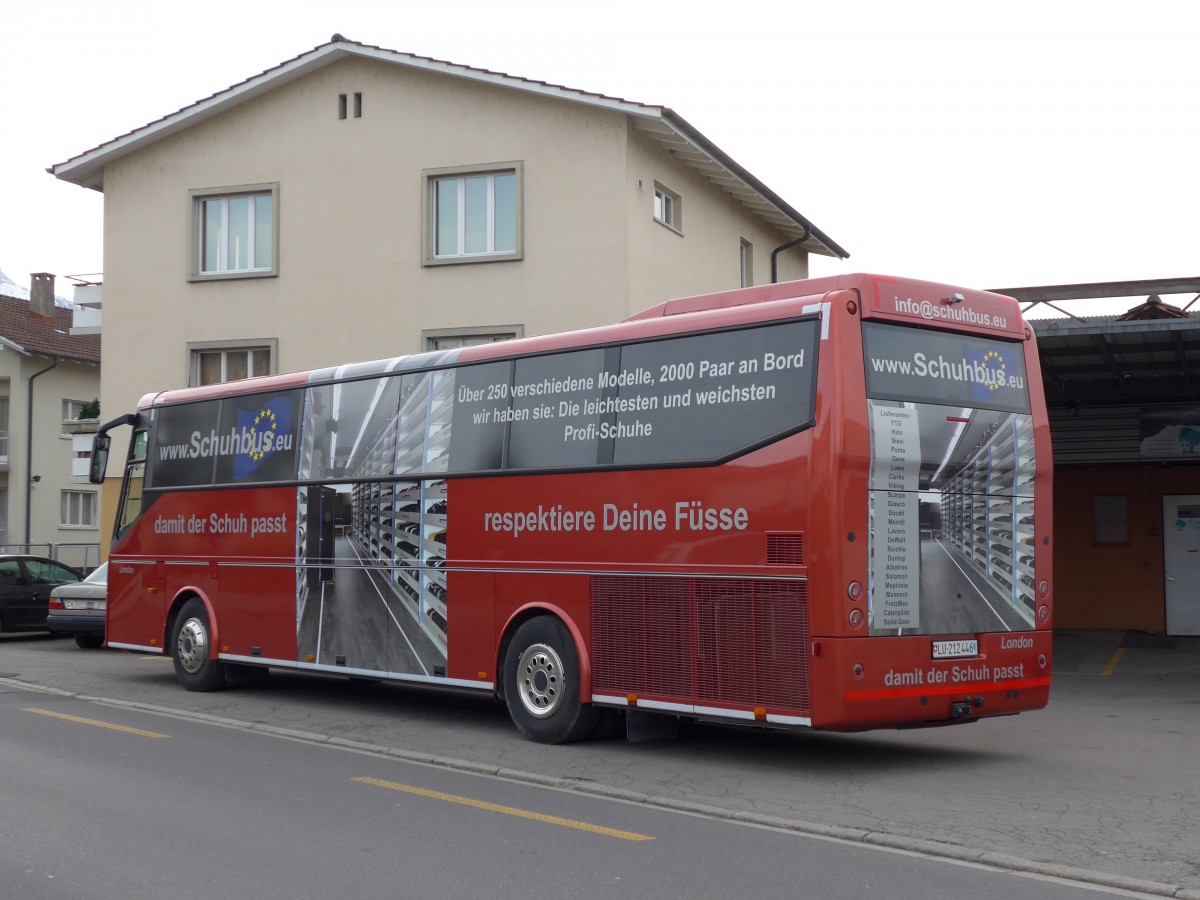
[740,238,754,288]
[62,399,91,436]
[189,183,279,280]
[423,326,523,352]
[61,490,97,528]
[188,340,277,386]
[1093,495,1129,546]
[423,163,523,265]
[654,182,682,233]
[0,397,8,461]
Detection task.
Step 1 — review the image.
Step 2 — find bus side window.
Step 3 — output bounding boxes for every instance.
[115,461,146,540]
[130,430,148,463]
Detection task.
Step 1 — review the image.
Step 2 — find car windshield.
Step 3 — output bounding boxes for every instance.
[82,563,108,584]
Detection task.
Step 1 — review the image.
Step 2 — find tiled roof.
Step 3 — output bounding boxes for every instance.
[0,295,100,364]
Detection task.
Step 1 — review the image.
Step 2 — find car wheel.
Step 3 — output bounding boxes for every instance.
[503,616,598,744]
[171,598,227,691]
[74,633,104,649]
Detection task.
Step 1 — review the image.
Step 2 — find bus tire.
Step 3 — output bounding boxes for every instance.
[503,616,598,744]
[171,598,227,691]
[74,633,104,649]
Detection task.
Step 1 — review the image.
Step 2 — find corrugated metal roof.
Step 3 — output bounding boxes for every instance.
[1026,287,1200,407]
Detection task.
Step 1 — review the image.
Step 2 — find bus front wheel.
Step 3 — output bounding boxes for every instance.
[503,616,598,744]
[171,598,227,691]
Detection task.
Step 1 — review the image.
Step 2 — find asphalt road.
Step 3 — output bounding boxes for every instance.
[1,678,1142,900]
[1,631,1197,898]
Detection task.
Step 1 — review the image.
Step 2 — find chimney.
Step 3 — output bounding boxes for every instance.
[30,272,56,322]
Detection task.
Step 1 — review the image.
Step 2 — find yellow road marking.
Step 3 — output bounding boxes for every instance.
[1054,646,1127,677]
[353,776,654,842]
[1102,647,1126,676]
[23,707,170,739]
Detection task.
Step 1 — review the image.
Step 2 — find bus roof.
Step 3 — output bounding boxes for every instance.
[628,273,1026,339]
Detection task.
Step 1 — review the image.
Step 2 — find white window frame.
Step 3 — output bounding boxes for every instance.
[423,162,523,266]
[187,339,278,386]
[739,238,754,288]
[653,182,682,234]
[422,325,524,352]
[188,183,279,281]
[61,490,97,529]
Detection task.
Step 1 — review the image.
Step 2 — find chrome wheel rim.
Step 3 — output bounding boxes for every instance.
[516,642,564,719]
[176,616,209,674]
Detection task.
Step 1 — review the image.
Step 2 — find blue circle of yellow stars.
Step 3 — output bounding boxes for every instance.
[980,350,1005,392]
[247,407,277,461]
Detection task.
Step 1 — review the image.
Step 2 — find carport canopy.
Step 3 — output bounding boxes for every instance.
[990,277,1200,407]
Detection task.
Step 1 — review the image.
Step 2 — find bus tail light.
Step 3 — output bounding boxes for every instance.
[852,663,865,680]
[849,609,863,629]
[847,581,862,601]
[1037,653,1047,669]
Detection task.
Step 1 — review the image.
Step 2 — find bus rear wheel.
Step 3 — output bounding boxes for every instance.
[503,616,598,744]
[171,598,227,691]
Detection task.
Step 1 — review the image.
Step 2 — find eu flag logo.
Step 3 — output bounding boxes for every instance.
[967,345,1009,405]
[232,396,294,480]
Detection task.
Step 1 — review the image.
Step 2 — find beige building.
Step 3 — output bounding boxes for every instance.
[50,37,845,534]
[0,279,101,564]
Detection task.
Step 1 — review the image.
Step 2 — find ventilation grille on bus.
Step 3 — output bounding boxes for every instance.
[591,576,810,713]
[766,532,805,566]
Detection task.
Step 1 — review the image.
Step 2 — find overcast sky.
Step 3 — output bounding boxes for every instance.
[2,0,1196,313]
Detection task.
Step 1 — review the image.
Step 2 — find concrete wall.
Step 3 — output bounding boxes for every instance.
[623,123,807,315]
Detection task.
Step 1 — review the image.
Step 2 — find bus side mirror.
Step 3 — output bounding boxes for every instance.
[89,434,110,484]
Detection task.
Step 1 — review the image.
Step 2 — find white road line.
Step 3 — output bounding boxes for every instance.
[931,538,1012,631]
[345,538,430,676]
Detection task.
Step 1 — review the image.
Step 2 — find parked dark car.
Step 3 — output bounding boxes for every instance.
[47,562,107,648]
[0,555,82,634]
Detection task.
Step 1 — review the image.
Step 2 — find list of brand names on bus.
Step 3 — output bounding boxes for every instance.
[869,404,921,629]
[450,321,820,470]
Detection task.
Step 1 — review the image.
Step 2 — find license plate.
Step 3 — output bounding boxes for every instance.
[932,639,978,659]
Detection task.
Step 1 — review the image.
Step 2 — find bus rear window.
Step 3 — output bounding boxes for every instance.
[862,322,1029,415]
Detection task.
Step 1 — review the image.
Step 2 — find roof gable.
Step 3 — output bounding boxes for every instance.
[50,37,846,259]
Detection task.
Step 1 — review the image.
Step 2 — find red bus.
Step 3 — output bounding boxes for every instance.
[91,273,1052,743]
